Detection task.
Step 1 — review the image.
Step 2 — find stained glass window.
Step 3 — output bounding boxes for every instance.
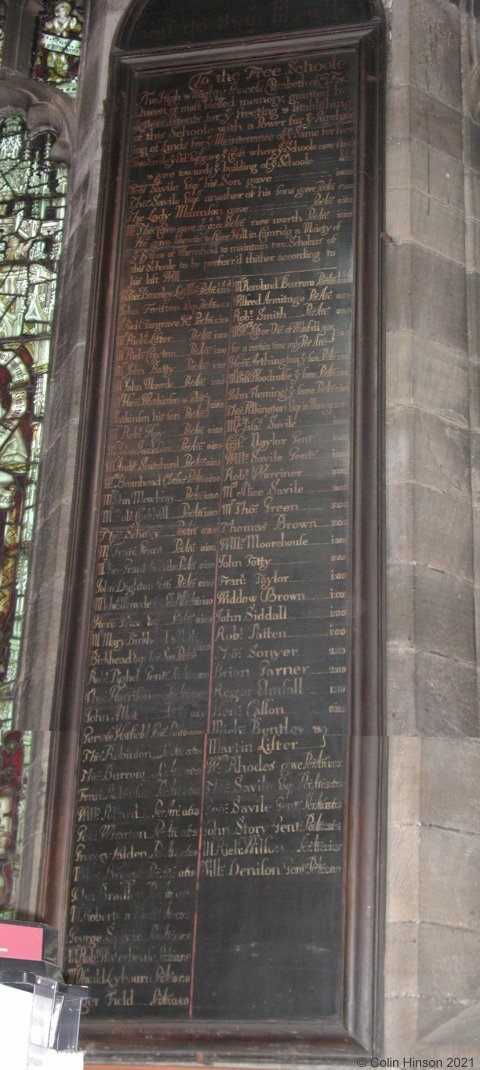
[0,2,6,68]
[0,118,67,910]
[0,0,84,916]
[0,118,67,738]
[32,1,84,97]
[0,730,24,910]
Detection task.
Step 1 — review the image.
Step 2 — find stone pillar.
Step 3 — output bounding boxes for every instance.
[384,0,480,1055]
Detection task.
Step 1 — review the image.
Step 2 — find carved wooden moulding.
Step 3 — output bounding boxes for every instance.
[42,0,385,1064]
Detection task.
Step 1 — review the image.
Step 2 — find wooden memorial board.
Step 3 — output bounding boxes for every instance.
[42,2,384,1063]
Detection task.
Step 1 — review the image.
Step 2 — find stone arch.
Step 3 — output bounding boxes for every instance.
[0,72,75,162]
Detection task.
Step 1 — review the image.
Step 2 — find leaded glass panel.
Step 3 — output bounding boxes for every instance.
[0,5,5,68]
[32,2,84,97]
[0,0,84,915]
[0,117,67,732]
[0,117,67,911]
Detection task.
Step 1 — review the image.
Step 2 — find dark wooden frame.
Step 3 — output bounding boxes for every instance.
[38,11,385,1066]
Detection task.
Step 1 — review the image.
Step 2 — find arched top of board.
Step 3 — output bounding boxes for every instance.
[118,0,383,52]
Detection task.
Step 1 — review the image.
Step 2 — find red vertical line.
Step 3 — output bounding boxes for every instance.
[189,277,236,1016]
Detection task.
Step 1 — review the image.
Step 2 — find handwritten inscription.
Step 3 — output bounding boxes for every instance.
[67,52,356,1022]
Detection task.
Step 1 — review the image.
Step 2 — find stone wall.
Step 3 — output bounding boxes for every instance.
[384,0,480,1055]
[5,0,479,1058]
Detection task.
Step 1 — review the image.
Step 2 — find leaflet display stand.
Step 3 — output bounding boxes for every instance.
[0,922,89,1068]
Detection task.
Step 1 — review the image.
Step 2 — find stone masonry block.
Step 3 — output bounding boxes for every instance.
[387,408,471,497]
[410,0,461,112]
[386,244,467,349]
[410,245,467,350]
[411,142,465,213]
[421,738,480,832]
[386,478,474,581]
[387,0,411,89]
[383,995,419,1055]
[385,330,469,427]
[388,736,422,822]
[411,333,469,427]
[412,486,473,579]
[385,921,419,998]
[387,645,417,734]
[388,85,463,160]
[411,188,465,264]
[420,825,480,930]
[416,650,479,737]
[386,187,465,262]
[386,482,414,563]
[387,563,415,646]
[387,823,421,924]
[414,565,475,663]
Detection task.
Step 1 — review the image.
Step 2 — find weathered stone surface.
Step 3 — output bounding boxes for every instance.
[386,187,465,262]
[411,188,465,263]
[416,651,479,737]
[411,334,469,426]
[410,0,461,111]
[388,85,463,159]
[414,565,475,663]
[389,737,422,821]
[45,345,84,438]
[418,1001,480,1046]
[387,0,410,89]
[386,137,412,190]
[18,570,70,731]
[417,923,480,1039]
[411,245,467,348]
[387,825,421,924]
[420,826,480,930]
[387,563,415,645]
[386,244,467,349]
[387,480,473,580]
[384,921,419,997]
[386,645,417,733]
[386,331,469,426]
[470,166,480,222]
[387,408,471,497]
[385,244,414,332]
[54,253,95,350]
[421,739,480,831]
[412,487,473,579]
[383,995,419,1052]
[386,482,414,563]
[418,999,480,1048]
[77,10,120,138]
[387,138,465,213]
[468,117,480,173]
[412,142,465,213]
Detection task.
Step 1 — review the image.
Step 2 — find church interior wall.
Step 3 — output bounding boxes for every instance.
[1,0,478,1060]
